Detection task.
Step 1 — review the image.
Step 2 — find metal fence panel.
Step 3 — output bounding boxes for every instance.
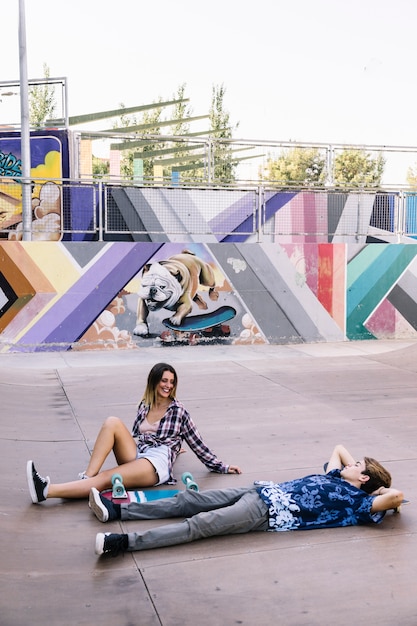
[2,178,416,242]
[0,178,97,240]
[404,193,417,237]
[105,185,257,237]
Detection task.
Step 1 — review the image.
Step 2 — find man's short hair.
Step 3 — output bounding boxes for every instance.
[361,457,392,494]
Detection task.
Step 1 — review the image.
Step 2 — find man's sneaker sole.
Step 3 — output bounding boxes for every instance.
[95,532,107,555]
[95,532,128,556]
[89,487,109,522]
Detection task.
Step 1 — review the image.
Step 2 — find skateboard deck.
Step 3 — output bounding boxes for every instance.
[162,305,236,332]
[101,471,199,504]
[101,487,180,505]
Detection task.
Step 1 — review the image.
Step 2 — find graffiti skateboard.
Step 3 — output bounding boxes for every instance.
[161,306,236,344]
[162,305,236,332]
[101,472,199,504]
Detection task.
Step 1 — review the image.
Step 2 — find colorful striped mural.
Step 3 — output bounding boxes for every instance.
[1,240,417,352]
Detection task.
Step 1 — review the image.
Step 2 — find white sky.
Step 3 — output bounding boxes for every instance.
[2,0,417,183]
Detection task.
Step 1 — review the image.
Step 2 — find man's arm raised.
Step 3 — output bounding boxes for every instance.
[325,444,355,473]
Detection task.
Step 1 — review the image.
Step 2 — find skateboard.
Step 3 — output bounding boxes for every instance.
[161,306,236,345]
[393,499,410,514]
[101,471,199,504]
[162,306,236,333]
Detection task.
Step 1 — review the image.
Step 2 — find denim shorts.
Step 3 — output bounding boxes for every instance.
[136,445,170,485]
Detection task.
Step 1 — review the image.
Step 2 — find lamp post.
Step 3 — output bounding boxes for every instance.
[18,0,32,241]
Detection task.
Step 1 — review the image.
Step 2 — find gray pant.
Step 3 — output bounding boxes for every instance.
[120,487,269,551]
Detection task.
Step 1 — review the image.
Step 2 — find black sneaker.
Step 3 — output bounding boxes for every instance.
[95,533,128,556]
[89,488,120,522]
[26,461,50,503]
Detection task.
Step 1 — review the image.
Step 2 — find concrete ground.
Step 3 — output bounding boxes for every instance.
[1,340,416,626]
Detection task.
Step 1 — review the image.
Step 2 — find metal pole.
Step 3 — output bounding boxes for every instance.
[98,180,103,241]
[207,138,212,183]
[18,0,32,240]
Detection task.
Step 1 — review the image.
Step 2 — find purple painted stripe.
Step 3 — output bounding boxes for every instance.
[15,243,162,351]
[220,216,254,242]
[217,191,297,242]
[264,192,297,222]
[208,193,255,234]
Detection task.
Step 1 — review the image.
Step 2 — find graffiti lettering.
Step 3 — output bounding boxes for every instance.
[0,151,22,177]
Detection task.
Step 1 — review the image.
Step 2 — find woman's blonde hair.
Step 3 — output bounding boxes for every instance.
[361,457,392,494]
[142,363,177,409]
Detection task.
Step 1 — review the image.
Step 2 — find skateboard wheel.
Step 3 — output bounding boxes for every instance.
[111,473,124,486]
[113,484,125,497]
[181,472,193,484]
[111,473,127,498]
[181,471,199,492]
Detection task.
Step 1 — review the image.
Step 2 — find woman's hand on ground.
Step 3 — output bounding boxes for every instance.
[227,465,242,474]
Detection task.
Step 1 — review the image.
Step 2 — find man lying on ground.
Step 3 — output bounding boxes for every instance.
[89,444,404,557]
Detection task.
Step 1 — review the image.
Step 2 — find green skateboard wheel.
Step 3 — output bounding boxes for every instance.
[181,472,193,483]
[111,473,123,486]
[113,484,125,497]
[181,471,199,492]
[111,473,127,498]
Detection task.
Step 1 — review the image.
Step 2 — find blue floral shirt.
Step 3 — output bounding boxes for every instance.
[255,469,385,531]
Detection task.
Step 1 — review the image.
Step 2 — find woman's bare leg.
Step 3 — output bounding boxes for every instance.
[84,416,137,477]
[47,458,158,499]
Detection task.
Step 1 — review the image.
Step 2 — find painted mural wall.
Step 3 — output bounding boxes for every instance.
[0,130,70,241]
[1,240,417,353]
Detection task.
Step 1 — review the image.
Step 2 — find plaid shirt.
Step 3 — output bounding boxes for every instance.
[131,399,228,483]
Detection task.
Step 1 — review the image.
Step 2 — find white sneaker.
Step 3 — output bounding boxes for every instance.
[89,487,120,522]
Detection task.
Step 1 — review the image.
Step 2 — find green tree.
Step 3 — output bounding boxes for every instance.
[406,163,417,188]
[209,84,237,183]
[168,84,199,182]
[112,84,237,183]
[333,149,385,188]
[131,104,164,179]
[170,84,191,137]
[92,155,109,178]
[113,101,164,179]
[261,147,326,185]
[29,63,56,128]
[112,104,139,179]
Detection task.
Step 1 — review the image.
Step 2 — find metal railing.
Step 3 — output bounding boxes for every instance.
[1,177,417,242]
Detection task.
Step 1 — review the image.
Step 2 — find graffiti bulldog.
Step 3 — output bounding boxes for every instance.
[133,250,219,336]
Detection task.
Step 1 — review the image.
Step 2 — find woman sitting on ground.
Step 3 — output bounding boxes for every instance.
[27,362,241,503]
